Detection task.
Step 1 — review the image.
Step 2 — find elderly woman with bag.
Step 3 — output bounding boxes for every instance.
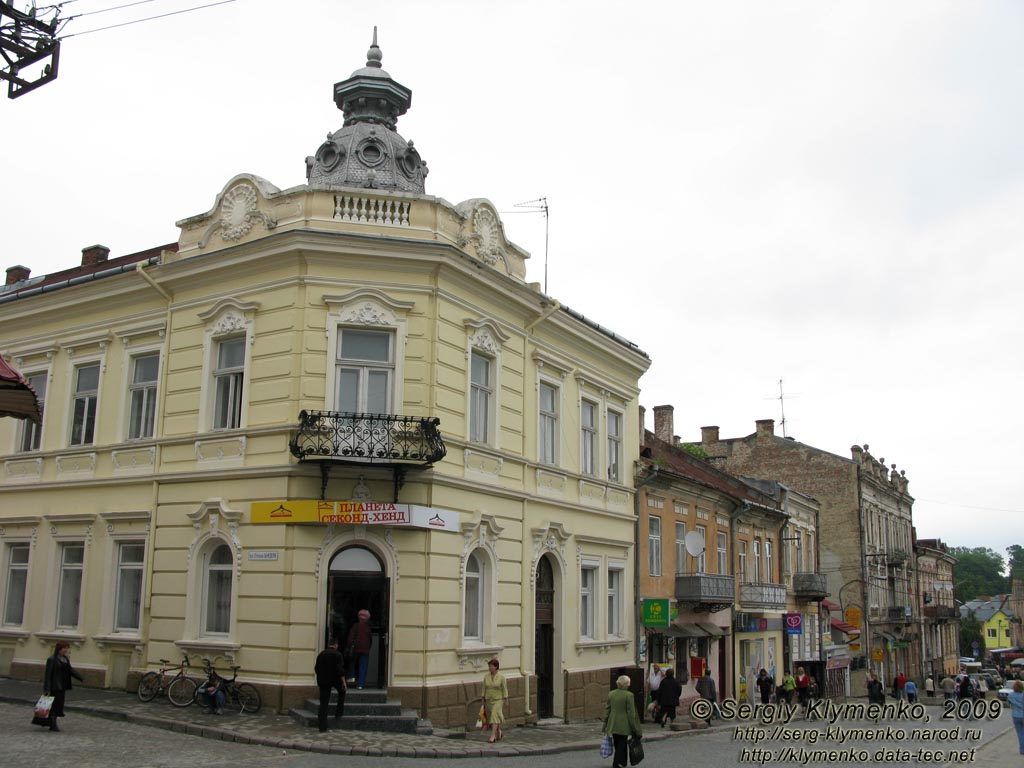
[43,640,83,732]
[604,674,642,768]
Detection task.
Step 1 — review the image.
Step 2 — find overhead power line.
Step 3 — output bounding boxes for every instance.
[61,0,234,38]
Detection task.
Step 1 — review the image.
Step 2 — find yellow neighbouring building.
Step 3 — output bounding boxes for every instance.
[0,36,650,727]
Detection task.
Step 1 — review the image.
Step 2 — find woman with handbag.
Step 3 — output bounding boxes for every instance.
[43,640,83,732]
[480,657,509,743]
[604,674,642,768]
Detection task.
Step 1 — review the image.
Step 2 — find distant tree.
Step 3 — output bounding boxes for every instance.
[952,547,1007,602]
[679,443,708,459]
[1007,545,1024,582]
[959,609,984,659]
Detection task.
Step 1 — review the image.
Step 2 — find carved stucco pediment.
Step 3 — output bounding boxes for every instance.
[176,174,281,249]
[530,521,570,588]
[460,513,504,577]
[187,498,243,578]
[454,199,528,280]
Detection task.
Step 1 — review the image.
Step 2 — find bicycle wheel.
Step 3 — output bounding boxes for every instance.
[137,672,161,702]
[167,675,198,707]
[235,682,262,713]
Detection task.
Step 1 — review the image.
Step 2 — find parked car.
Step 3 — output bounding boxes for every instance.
[981,673,1001,691]
[998,683,1014,702]
[981,667,1004,686]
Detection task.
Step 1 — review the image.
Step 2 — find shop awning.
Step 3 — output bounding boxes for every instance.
[822,599,841,611]
[830,617,860,636]
[875,631,898,642]
[696,622,730,636]
[663,624,708,638]
[0,357,41,423]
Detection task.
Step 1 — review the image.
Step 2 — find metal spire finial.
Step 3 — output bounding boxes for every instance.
[366,26,382,68]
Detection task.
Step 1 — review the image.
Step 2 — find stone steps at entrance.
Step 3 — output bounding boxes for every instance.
[289,687,432,735]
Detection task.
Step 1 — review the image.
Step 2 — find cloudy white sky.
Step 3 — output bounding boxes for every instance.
[3,1,1022,559]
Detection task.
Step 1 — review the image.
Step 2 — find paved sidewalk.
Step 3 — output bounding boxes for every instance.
[0,677,707,758]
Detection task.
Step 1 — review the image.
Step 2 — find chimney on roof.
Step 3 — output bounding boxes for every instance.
[81,244,110,267]
[755,419,775,439]
[701,425,719,446]
[6,265,30,285]
[653,405,674,444]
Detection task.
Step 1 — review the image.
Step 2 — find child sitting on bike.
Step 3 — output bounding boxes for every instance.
[199,671,226,715]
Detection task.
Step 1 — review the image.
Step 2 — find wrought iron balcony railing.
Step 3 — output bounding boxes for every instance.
[792,572,829,600]
[675,573,736,607]
[923,605,957,620]
[289,410,446,465]
[885,605,911,622]
[738,581,787,611]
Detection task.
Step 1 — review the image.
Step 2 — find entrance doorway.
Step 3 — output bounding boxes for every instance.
[327,546,389,689]
[535,554,555,718]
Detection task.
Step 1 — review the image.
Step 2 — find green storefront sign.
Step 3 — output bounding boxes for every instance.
[642,599,670,627]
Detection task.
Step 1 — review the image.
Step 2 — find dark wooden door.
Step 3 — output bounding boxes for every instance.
[535,555,555,717]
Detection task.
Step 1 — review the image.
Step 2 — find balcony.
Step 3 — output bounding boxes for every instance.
[792,572,829,600]
[289,410,446,499]
[675,573,735,611]
[884,605,911,622]
[739,582,787,611]
[923,605,957,620]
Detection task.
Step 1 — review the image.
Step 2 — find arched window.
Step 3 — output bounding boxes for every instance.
[464,550,485,641]
[203,544,233,635]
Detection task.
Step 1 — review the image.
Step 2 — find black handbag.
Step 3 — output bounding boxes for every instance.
[628,734,644,766]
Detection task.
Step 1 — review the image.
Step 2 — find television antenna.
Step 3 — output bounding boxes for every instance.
[763,378,799,438]
[512,197,549,293]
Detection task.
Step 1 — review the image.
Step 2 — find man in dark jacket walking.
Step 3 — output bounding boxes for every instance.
[315,638,347,732]
[696,668,718,724]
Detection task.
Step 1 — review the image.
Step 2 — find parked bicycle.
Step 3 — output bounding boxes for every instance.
[137,653,197,707]
[194,658,262,713]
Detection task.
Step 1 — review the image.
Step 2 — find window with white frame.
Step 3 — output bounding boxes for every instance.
[469,352,493,443]
[648,516,662,576]
[607,566,622,636]
[695,525,706,573]
[114,541,145,632]
[675,522,686,574]
[607,410,622,482]
[765,539,773,581]
[128,354,159,439]
[805,533,813,571]
[717,532,728,575]
[70,363,100,446]
[336,328,394,414]
[19,372,46,452]
[753,539,762,582]
[987,628,997,639]
[56,542,85,629]
[739,540,748,582]
[2,544,29,626]
[213,338,245,429]
[464,549,485,641]
[580,565,597,638]
[538,381,559,465]
[202,543,233,635]
[580,399,597,476]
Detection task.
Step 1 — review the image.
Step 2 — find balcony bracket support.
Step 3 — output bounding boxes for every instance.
[392,465,407,503]
[319,461,331,501]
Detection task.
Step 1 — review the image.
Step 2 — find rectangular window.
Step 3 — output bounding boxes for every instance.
[70,363,99,445]
[3,544,29,626]
[675,522,686,574]
[765,539,773,581]
[717,532,728,575]
[580,566,596,638]
[337,329,393,414]
[581,399,597,476]
[606,410,622,482]
[739,540,748,582]
[56,543,84,629]
[753,539,762,583]
[114,542,145,631]
[128,354,159,439]
[987,628,997,639]
[607,568,622,636]
[804,533,813,572]
[469,352,492,443]
[648,516,662,576]
[539,381,558,465]
[19,373,46,452]
[213,338,245,429]
[695,525,706,573]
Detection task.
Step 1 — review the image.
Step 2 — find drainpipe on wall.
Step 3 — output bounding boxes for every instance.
[729,501,749,700]
[634,464,659,670]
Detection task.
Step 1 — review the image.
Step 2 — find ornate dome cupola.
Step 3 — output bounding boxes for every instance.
[306,28,428,193]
